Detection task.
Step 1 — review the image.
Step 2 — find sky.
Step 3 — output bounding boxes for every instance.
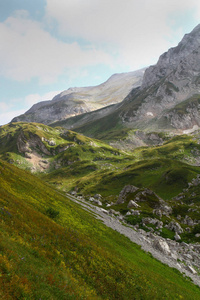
[0,0,200,125]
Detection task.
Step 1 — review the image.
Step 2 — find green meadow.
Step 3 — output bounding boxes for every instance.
[0,160,200,299]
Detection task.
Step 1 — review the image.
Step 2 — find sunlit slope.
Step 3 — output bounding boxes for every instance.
[0,122,131,174]
[0,160,200,299]
[44,134,200,199]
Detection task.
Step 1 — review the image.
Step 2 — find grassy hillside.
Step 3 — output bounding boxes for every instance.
[1,122,200,200]
[0,122,132,174]
[66,158,199,198]
[0,160,200,299]
[43,133,200,199]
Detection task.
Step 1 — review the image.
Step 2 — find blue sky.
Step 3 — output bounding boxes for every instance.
[0,0,200,125]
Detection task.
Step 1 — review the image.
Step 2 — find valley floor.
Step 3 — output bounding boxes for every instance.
[66,193,200,287]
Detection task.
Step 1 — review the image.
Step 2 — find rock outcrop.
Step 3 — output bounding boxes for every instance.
[116,185,139,204]
[120,24,200,131]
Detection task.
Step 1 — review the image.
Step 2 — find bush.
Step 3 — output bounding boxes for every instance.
[45,207,60,219]
[192,223,200,234]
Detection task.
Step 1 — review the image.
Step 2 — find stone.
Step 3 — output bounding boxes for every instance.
[118,215,124,221]
[48,140,56,146]
[167,221,183,234]
[177,215,182,221]
[127,200,140,208]
[171,252,178,260]
[116,185,139,204]
[99,208,108,214]
[93,199,102,206]
[89,197,95,202]
[162,205,172,215]
[70,191,77,196]
[174,232,181,241]
[186,265,197,275]
[131,210,140,216]
[153,238,171,255]
[94,194,102,200]
[126,211,131,216]
[153,209,162,218]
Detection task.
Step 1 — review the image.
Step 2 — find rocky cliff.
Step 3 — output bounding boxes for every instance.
[121,24,200,131]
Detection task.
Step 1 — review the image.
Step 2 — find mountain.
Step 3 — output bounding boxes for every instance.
[3,24,200,297]
[51,24,200,144]
[12,69,145,125]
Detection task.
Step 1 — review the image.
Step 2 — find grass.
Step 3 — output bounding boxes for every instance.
[69,158,200,200]
[1,122,200,243]
[0,159,200,299]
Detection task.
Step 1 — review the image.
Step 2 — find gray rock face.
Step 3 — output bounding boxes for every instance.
[110,24,200,134]
[116,185,139,204]
[132,24,200,131]
[142,24,200,89]
[12,69,145,125]
[17,130,51,156]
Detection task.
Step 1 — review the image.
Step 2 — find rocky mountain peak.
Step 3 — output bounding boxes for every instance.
[142,24,200,89]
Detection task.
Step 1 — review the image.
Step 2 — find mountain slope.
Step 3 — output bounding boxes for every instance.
[2,160,200,298]
[12,69,145,125]
[52,24,200,142]
[0,122,132,177]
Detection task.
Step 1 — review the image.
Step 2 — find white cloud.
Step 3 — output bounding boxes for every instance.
[46,0,200,69]
[0,10,112,84]
[25,90,61,106]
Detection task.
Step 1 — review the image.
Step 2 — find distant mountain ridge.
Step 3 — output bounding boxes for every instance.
[12,69,145,125]
[53,23,200,142]
[12,24,200,144]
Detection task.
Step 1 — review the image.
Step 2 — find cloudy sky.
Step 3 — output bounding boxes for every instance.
[0,0,200,125]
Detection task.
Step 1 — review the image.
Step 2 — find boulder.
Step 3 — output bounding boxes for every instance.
[126,211,131,216]
[89,197,95,202]
[186,265,197,274]
[167,221,183,234]
[131,210,140,216]
[127,200,140,208]
[48,140,56,146]
[183,216,194,226]
[116,185,139,204]
[94,194,102,200]
[174,232,181,241]
[161,205,172,216]
[153,238,171,255]
[93,199,102,206]
[153,209,162,218]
